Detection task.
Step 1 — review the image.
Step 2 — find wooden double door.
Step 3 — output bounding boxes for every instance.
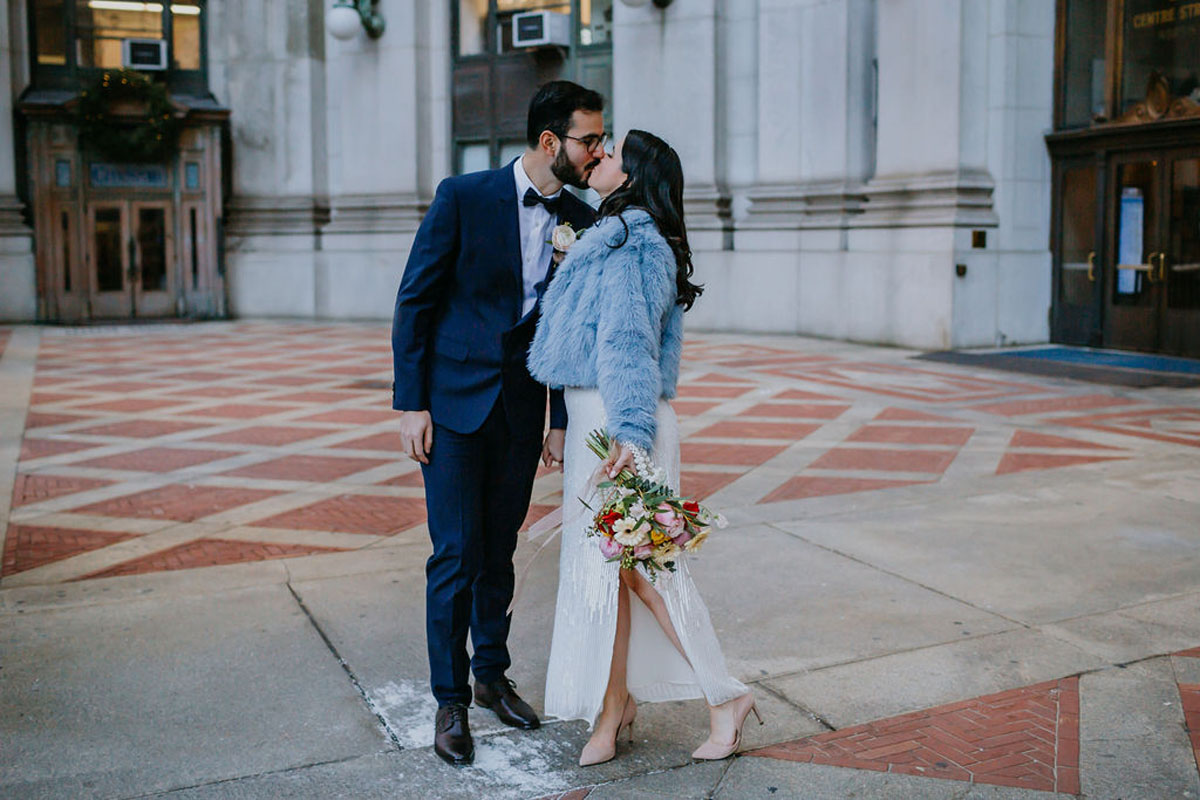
[1054,146,1200,358]
[85,200,175,319]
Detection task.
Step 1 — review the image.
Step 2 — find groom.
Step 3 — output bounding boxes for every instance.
[391,81,605,766]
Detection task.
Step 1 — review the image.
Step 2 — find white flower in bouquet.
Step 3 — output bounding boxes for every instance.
[654,541,682,561]
[613,517,649,547]
[628,500,647,521]
[684,530,709,552]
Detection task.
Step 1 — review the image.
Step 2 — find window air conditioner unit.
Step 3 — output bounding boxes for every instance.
[512,11,571,48]
[122,38,167,71]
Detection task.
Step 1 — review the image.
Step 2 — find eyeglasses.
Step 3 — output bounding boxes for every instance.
[561,131,610,155]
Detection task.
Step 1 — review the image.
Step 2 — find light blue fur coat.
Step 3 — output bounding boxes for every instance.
[528,208,685,451]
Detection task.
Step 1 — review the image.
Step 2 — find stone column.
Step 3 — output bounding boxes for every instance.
[0,0,38,322]
[613,0,729,248]
[214,0,330,317]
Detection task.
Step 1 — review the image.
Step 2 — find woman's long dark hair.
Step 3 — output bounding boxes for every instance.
[596,130,703,311]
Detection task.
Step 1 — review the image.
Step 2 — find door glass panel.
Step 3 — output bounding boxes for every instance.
[1060,164,1097,306]
[497,1,570,53]
[34,0,67,66]
[171,0,202,70]
[581,0,613,46]
[1113,161,1156,305]
[94,207,123,292]
[498,140,526,167]
[457,142,490,175]
[1062,0,1108,126]
[458,0,488,56]
[1168,158,1200,310]
[1121,0,1200,115]
[74,0,163,69]
[138,207,167,292]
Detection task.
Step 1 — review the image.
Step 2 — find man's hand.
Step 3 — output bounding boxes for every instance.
[542,428,565,471]
[398,410,434,464]
[603,440,636,479]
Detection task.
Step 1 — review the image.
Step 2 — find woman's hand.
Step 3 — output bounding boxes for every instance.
[542,428,565,470]
[604,440,637,479]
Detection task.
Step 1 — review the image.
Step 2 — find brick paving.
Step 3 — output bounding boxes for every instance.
[748,677,1081,794]
[6,321,1197,591]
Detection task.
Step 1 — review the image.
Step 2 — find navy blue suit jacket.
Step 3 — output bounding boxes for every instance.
[392,160,597,437]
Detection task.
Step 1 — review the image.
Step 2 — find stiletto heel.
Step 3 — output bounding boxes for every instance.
[692,692,761,761]
[579,695,637,767]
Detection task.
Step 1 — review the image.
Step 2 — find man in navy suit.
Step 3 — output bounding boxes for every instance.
[391,81,605,766]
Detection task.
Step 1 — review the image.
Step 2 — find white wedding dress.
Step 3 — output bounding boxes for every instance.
[543,388,748,727]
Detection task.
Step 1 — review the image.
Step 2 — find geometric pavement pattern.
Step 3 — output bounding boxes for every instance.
[746,677,1081,795]
[4,322,1196,584]
[1178,647,1200,781]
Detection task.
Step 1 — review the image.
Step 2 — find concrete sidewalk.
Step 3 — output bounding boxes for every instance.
[1,322,1198,799]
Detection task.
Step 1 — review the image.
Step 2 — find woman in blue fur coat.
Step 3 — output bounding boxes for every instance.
[529,130,757,767]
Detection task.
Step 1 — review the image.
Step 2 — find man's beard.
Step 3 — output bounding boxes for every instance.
[551,147,598,190]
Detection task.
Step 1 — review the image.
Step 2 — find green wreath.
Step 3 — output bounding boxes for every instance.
[74,69,181,163]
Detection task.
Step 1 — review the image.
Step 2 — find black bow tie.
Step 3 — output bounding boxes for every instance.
[523,187,561,214]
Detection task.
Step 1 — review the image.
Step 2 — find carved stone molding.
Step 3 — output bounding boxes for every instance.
[323,193,427,235]
[225,196,331,238]
[683,186,732,232]
[743,181,869,230]
[858,168,998,228]
[0,196,34,238]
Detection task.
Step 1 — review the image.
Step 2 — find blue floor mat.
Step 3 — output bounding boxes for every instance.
[1005,347,1200,375]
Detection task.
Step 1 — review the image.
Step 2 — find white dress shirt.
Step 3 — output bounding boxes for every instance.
[513,156,561,318]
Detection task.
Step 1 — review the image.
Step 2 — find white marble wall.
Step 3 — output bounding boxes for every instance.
[0,0,36,322]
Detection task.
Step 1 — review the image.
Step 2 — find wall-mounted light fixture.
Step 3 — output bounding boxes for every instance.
[328,0,385,40]
[619,0,674,8]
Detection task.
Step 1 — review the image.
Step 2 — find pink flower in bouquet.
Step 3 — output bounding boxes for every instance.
[672,529,693,546]
[654,505,685,537]
[599,535,623,559]
[633,544,654,560]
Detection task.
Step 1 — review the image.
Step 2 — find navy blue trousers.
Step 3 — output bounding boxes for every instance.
[421,399,543,707]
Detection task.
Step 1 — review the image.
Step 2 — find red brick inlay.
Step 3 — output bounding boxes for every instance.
[761,476,932,503]
[971,394,1137,417]
[1175,647,1200,658]
[670,400,721,417]
[692,420,821,441]
[680,470,742,501]
[809,448,958,474]
[77,538,348,580]
[25,412,90,429]
[776,388,845,401]
[252,494,426,536]
[1059,407,1200,449]
[847,425,975,446]
[874,408,962,423]
[298,409,397,425]
[12,474,114,507]
[532,789,592,800]
[74,447,236,472]
[1009,430,1120,450]
[223,454,389,482]
[680,442,789,466]
[73,397,182,413]
[177,403,294,419]
[748,677,1081,795]
[330,432,404,452]
[692,372,754,384]
[73,484,281,522]
[2,525,139,577]
[995,452,1127,476]
[76,419,209,438]
[674,384,752,399]
[740,402,851,420]
[520,504,557,532]
[1177,683,1200,779]
[197,426,339,446]
[378,471,424,487]
[19,438,97,461]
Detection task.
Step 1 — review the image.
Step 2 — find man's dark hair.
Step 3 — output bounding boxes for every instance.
[526,80,604,149]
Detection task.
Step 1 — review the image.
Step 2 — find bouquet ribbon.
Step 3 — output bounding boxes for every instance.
[506,460,609,615]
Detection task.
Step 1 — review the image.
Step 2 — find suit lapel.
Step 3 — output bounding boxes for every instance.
[496,162,523,297]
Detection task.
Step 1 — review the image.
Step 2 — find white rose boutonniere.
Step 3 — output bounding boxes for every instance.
[548,222,580,265]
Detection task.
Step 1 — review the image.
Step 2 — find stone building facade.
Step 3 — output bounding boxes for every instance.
[2,1,1197,357]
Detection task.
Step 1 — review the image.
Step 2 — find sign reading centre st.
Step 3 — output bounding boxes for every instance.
[1131,1,1200,28]
[89,163,169,189]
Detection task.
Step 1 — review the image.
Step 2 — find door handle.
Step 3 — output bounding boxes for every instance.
[1087,251,1096,282]
[1145,252,1160,283]
[1153,252,1168,283]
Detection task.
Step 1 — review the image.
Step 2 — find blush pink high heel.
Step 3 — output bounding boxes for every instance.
[692,692,763,760]
[579,694,637,767]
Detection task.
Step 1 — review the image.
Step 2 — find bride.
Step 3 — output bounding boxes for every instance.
[528,129,759,766]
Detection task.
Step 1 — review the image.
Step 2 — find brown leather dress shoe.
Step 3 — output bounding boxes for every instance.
[474,677,541,730]
[433,704,474,766]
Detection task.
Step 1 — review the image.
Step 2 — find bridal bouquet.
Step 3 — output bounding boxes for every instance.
[582,429,727,582]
